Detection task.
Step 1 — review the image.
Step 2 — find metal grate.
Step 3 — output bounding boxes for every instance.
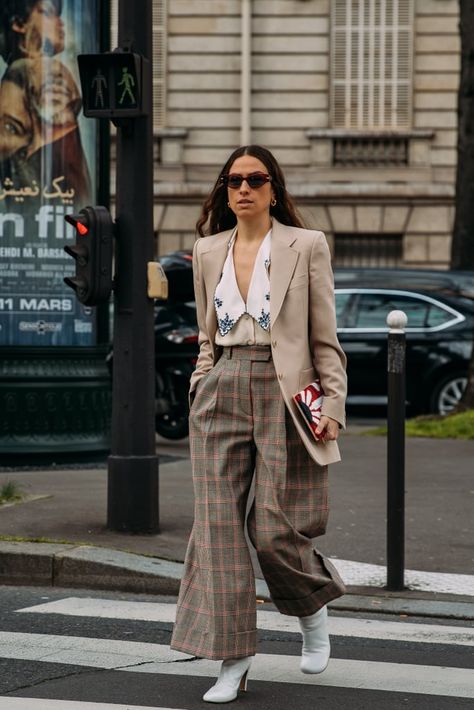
[334,233,403,267]
[331,0,414,129]
[333,135,408,165]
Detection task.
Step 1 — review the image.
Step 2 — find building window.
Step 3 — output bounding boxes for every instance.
[331,0,414,129]
[334,233,403,267]
[111,0,167,131]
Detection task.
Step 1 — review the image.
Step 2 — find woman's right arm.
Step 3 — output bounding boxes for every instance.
[188,238,214,405]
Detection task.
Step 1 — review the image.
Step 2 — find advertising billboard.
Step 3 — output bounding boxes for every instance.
[0,0,100,346]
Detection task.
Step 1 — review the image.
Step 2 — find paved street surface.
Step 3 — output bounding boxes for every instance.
[1,428,472,577]
[0,585,473,710]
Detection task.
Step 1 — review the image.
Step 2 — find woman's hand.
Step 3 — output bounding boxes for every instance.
[315,415,340,441]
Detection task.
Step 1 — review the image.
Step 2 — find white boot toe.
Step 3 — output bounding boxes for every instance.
[299,606,330,675]
[203,656,252,703]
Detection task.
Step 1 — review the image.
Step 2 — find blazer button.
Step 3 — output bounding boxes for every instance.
[272,340,277,347]
[278,373,283,380]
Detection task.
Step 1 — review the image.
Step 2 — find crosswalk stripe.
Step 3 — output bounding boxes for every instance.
[142,654,474,699]
[17,598,474,647]
[0,633,472,699]
[0,700,180,710]
[0,632,188,669]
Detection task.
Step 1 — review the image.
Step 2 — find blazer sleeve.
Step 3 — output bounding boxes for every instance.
[308,231,347,428]
[188,238,214,406]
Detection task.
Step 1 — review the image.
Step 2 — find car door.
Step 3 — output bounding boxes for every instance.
[337,289,441,405]
[337,288,469,407]
[337,290,390,403]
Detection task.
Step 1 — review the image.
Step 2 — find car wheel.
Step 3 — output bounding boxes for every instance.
[430,374,468,415]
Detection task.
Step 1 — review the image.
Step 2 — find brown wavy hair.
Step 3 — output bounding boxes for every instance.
[196,145,305,238]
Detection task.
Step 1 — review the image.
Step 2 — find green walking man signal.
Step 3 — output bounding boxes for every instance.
[77,51,147,118]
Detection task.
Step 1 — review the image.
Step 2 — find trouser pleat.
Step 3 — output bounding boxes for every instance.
[170,347,345,660]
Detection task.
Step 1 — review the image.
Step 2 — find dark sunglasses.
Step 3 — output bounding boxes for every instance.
[220,172,272,190]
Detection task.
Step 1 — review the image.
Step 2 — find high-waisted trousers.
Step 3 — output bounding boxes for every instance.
[170,345,346,660]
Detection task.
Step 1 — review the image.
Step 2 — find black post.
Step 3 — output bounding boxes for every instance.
[107,0,159,532]
[386,310,407,590]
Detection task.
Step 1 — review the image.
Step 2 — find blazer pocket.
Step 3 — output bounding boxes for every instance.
[298,366,316,390]
[288,273,309,291]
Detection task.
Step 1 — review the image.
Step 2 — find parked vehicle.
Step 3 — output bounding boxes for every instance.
[139,254,474,418]
[107,251,198,440]
[152,301,198,439]
[333,269,474,414]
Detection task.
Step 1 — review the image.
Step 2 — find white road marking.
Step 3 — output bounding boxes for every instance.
[0,632,189,668]
[17,598,474,647]
[140,654,474,699]
[0,633,472,699]
[331,558,474,596]
[0,700,180,710]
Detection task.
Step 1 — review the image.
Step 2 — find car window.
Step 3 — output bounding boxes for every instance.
[426,304,456,327]
[354,293,431,328]
[335,292,352,326]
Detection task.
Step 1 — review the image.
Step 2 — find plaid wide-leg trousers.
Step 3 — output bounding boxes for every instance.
[170,345,346,660]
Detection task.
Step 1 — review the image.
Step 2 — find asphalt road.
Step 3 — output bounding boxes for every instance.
[1,413,473,578]
[156,413,474,576]
[0,585,473,710]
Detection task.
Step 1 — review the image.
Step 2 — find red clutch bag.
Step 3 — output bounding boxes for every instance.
[293,379,325,441]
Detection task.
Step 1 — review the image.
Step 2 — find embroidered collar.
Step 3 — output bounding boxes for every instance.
[214,227,271,336]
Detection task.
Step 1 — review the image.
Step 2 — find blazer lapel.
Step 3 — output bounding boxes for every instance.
[201,228,234,344]
[270,219,299,327]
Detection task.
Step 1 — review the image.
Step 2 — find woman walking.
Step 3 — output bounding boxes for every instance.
[170,145,347,703]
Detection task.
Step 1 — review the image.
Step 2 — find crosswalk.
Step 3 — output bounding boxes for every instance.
[0,594,473,709]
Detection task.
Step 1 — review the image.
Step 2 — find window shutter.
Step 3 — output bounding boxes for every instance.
[331,0,414,129]
[110,0,167,131]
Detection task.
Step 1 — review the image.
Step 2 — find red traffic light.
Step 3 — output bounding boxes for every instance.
[65,213,89,236]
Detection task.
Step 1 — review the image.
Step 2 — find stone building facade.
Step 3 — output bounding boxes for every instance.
[112,0,460,268]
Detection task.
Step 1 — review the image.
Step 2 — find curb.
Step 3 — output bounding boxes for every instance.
[1,541,473,621]
[0,541,182,596]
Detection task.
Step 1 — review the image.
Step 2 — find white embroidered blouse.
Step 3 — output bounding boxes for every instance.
[214,227,272,346]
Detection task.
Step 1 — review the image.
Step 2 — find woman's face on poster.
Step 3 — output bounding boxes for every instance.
[30,58,80,126]
[13,1,65,58]
[0,80,32,159]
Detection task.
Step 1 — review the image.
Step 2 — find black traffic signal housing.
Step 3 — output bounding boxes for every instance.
[64,206,114,306]
[77,51,147,120]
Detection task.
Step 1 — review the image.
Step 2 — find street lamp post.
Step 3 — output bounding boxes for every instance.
[107,0,159,533]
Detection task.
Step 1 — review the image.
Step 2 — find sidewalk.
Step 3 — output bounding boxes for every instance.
[1,433,473,619]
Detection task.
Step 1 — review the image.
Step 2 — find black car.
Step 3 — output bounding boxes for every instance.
[159,254,474,415]
[334,269,474,414]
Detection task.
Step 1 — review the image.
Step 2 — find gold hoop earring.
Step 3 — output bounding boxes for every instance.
[271,198,277,207]
[227,201,231,208]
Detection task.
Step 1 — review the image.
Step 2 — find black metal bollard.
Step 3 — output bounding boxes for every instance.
[386,310,407,591]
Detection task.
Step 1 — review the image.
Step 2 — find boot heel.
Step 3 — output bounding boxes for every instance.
[239,669,249,692]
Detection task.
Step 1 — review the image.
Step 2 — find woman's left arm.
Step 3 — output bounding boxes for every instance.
[308,231,347,434]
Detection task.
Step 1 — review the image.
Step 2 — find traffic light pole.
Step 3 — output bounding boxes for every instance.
[107,0,159,532]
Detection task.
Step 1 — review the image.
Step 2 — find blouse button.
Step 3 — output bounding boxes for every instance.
[272,340,277,347]
[278,373,283,380]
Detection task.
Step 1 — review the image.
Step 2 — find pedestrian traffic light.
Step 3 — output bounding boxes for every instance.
[77,51,148,119]
[64,206,114,306]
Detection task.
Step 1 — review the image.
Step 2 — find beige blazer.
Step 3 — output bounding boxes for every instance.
[189,218,347,466]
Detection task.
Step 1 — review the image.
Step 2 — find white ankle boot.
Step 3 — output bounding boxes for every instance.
[203,656,252,703]
[298,605,330,674]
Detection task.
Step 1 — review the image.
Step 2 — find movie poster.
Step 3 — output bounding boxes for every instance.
[0,0,100,346]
